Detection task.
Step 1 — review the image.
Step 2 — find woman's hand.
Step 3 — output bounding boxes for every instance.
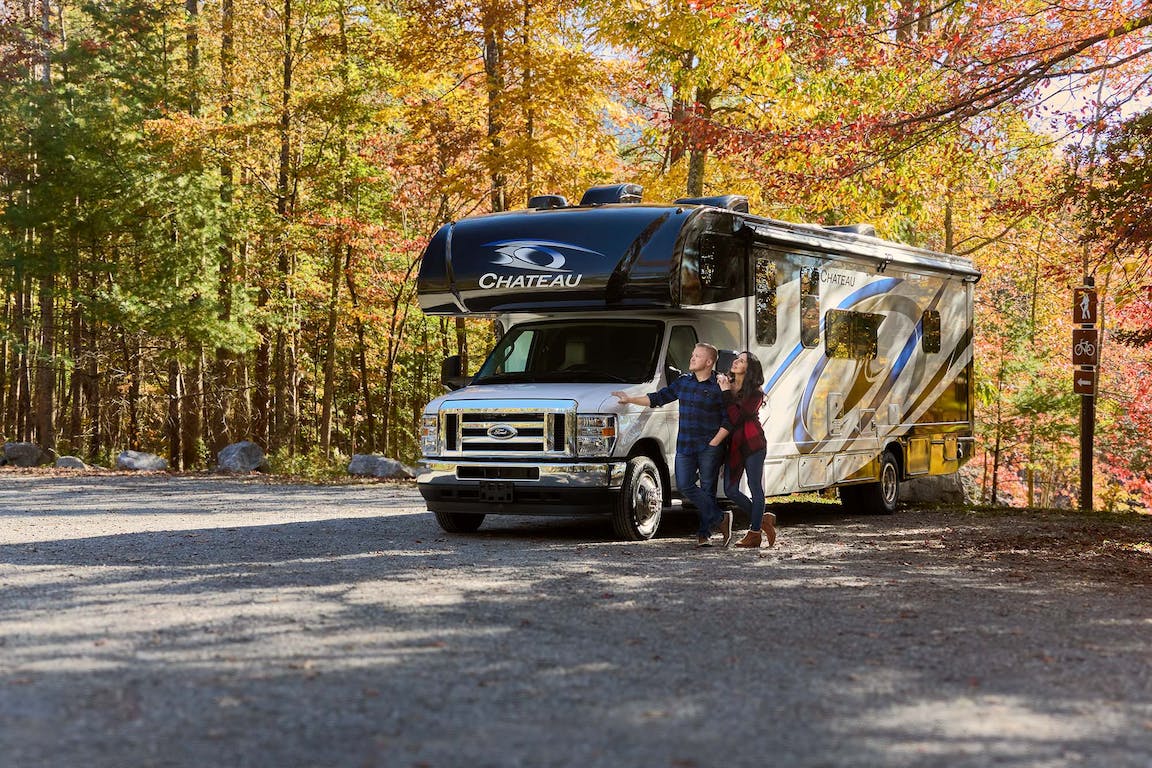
[717,373,731,391]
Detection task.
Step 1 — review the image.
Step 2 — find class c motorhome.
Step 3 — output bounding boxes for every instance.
[416,184,981,540]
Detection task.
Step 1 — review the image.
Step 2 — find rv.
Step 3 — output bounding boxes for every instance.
[416,184,980,540]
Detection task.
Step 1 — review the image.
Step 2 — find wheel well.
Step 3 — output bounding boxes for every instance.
[883,441,905,480]
[628,439,671,505]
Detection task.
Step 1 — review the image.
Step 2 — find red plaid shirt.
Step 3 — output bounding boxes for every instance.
[723,389,766,479]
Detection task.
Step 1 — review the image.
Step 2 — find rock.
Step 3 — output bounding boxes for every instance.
[2,442,51,467]
[348,454,415,479]
[116,450,168,471]
[899,472,969,506]
[217,440,269,473]
[55,456,88,470]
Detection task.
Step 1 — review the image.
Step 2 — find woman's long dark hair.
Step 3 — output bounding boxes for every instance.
[733,351,765,402]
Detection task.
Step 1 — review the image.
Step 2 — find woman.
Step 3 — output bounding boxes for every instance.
[710,351,776,548]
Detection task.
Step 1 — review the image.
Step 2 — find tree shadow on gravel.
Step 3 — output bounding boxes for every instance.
[5,490,1152,768]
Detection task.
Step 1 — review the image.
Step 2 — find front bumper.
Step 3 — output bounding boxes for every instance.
[417,460,628,515]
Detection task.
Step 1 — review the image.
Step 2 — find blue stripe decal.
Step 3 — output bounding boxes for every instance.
[789,277,903,447]
[862,282,948,420]
[763,277,903,398]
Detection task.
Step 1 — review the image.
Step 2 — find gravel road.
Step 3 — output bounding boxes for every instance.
[2,472,1151,768]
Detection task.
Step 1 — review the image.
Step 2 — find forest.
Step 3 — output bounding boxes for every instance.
[1,0,1150,510]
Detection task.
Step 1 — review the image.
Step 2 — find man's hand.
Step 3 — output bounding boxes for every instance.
[612,390,632,405]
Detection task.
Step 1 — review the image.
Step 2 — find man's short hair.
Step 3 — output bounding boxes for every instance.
[695,342,718,365]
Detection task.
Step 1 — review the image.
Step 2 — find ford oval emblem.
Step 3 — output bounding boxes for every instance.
[487,424,517,440]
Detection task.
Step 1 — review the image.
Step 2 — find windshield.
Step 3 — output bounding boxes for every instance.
[472,320,663,385]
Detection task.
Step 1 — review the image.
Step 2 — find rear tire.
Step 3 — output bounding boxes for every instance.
[433,510,486,533]
[612,456,663,541]
[839,450,900,515]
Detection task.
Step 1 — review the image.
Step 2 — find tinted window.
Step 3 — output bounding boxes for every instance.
[754,247,777,345]
[825,309,884,359]
[922,310,941,353]
[800,266,821,348]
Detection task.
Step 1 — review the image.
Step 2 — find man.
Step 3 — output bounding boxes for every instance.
[613,342,733,547]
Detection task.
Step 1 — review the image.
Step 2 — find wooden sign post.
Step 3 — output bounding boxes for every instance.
[1074,281,1096,512]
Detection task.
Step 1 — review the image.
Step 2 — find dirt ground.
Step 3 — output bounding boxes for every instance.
[1,470,1151,767]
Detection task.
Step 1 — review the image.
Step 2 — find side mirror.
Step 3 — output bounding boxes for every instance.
[440,355,470,390]
[716,349,738,376]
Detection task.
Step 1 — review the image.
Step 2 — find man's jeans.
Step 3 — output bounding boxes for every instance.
[675,444,725,538]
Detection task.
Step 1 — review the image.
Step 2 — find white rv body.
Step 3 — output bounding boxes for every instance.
[415,189,979,539]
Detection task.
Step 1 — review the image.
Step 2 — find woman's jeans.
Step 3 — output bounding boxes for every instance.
[675,444,725,538]
[724,448,767,530]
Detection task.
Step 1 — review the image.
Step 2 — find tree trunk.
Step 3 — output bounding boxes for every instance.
[272,0,294,453]
[182,352,203,467]
[6,271,29,439]
[319,5,350,456]
[685,87,715,198]
[167,356,183,469]
[345,257,375,451]
[210,0,235,453]
[522,0,533,200]
[483,7,506,212]
[67,267,83,450]
[34,267,56,451]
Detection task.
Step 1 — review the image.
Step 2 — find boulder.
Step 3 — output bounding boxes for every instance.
[55,456,88,470]
[2,442,51,467]
[348,454,415,479]
[899,472,969,506]
[217,440,269,473]
[116,450,168,471]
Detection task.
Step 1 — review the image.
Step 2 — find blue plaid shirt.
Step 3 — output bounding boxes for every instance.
[647,373,725,454]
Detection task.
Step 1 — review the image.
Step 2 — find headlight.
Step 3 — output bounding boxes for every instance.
[577,414,616,457]
[420,414,439,455]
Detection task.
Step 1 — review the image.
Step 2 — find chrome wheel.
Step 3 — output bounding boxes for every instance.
[612,456,663,540]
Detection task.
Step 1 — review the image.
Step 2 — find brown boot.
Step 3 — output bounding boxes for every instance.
[762,512,778,547]
[734,530,762,548]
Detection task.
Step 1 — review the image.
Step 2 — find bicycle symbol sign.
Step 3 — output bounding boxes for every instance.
[1072,329,1098,366]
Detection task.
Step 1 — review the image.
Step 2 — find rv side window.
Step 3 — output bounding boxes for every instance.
[800,266,821,348]
[824,309,884,359]
[684,230,745,306]
[754,248,777,345]
[922,310,941,353]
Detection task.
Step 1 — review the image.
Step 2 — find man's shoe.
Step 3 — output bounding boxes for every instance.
[696,536,713,548]
[718,511,734,547]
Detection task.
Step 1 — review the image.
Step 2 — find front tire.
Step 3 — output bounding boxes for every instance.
[839,450,900,515]
[612,456,663,541]
[433,510,486,533]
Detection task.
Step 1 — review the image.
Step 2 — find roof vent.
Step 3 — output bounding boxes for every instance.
[527,194,568,210]
[825,223,877,237]
[580,183,642,206]
[673,194,749,213]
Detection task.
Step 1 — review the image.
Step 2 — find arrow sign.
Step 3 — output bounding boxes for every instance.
[1073,369,1095,396]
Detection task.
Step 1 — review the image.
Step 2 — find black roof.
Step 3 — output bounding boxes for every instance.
[416,203,980,315]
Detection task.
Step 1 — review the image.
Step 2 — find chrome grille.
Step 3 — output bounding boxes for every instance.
[439,399,576,457]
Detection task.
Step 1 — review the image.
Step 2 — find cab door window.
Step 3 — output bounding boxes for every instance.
[666,325,699,378]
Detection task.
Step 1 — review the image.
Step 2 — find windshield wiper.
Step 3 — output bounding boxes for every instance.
[471,372,535,385]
